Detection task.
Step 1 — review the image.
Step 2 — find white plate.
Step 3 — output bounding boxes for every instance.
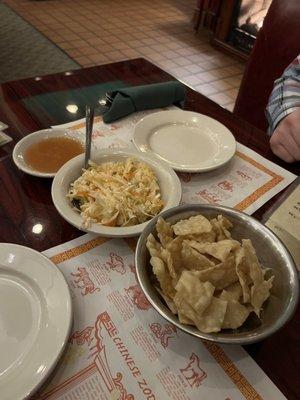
[0,243,72,400]
[133,110,236,172]
[12,128,85,178]
[51,149,182,237]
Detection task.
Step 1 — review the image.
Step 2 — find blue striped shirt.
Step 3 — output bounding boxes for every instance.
[266,55,300,134]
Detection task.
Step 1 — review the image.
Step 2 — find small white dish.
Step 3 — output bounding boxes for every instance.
[51,149,182,237]
[133,110,236,172]
[12,128,84,178]
[0,243,72,400]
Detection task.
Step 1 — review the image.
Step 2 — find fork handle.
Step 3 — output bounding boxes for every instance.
[84,105,94,169]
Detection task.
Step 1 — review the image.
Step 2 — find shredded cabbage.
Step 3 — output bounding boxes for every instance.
[68,158,164,227]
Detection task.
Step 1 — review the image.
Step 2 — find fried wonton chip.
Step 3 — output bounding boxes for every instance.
[243,239,264,285]
[155,285,178,314]
[181,231,216,243]
[147,213,275,334]
[174,288,227,333]
[219,215,233,230]
[223,281,242,302]
[150,256,176,298]
[250,276,274,317]
[147,233,180,282]
[165,236,183,270]
[219,290,250,329]
[235,247,251,303]
[159,236,184,282]
[156,217,174,248]
[173,215,212,236]
[160,249,177,280]
[175,270,215,315]
[187,239,240,262]
[178,311,194,325]
[146,233,162,258]
[174,297,200,327]
[262,267,272,278]
[194,297,227,333]
[192,256,238,290]
[240,239,274,314]
[181,240,215,271]
[211,215,233,241]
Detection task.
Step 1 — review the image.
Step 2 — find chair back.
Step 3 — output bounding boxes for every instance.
[234,0,300,131]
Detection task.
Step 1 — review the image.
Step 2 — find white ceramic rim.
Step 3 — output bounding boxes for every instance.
[51,148,182,237]
[133,110,237,173]
[12,128,85,178]
[0,243,72,400]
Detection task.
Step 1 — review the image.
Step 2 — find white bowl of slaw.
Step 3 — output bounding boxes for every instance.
[51,149,182,237]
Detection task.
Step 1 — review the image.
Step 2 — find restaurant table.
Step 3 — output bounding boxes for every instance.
[0,58,299,400]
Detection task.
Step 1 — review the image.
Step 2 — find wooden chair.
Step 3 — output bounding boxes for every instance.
[234,0,300,131]
[194,0,221,32]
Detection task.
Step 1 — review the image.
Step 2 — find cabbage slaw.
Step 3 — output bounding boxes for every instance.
[68,158,164,227]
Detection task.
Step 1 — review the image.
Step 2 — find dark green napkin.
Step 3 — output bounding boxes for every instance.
[102,81,186,123]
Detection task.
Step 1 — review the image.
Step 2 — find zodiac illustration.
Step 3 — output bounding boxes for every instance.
[180,353,207,387]
[71,267,100,296]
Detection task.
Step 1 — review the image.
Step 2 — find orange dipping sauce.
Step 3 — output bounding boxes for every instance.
[24,137,84,173]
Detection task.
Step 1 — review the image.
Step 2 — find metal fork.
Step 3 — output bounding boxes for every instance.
[84,94,114,169]
[84,105,94,169]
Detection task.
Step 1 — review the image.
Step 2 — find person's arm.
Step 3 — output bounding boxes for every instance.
[266,55,300,162]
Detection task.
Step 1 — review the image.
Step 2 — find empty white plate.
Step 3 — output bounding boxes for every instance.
[133,110,236,172]
[0,243,72,400]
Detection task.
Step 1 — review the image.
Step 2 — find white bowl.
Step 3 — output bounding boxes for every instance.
[51,149,182,237]
[12,128,84,178]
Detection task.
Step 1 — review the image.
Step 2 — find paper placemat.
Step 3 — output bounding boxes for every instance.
[53,110,297,216]
[0,121,8,131]
[29,233,287,400]
[0,120,12,147]
[265,181,300,270]
[0,130,12,148]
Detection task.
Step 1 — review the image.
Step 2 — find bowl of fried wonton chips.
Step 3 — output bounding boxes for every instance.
[135,204,299,344]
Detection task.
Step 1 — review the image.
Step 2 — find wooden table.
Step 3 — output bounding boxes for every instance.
[0,58,299,399]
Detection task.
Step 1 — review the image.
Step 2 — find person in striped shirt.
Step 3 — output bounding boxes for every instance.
[266,55,300,163]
